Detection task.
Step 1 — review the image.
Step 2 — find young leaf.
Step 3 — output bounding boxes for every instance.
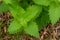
[8,20,22,34]
[8,4,25,18]
[23,5,42,22]
[49,3,60,25]
[24,21,39,38]
[33,0,50,6]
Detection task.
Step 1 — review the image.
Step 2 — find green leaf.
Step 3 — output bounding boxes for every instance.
[24,21,39,38]
[0,3,8,13]
[49,3,60,25]
[33,0,50,6]
[3,0,12,4]
[8,4,25,18]
[24,5,42,22]
[8,3,26,27]
[8,20,22,34]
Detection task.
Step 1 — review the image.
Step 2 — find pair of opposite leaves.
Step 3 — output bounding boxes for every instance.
[8,4,42,38]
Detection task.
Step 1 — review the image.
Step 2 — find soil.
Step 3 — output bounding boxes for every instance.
[0,12,60,40]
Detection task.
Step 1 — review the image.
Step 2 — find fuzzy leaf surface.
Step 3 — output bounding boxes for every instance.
[24,21,39,38]
[49,3,60,25]
[8,20,22,34]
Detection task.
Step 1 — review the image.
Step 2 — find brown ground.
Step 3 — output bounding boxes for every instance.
[0,12,60,40]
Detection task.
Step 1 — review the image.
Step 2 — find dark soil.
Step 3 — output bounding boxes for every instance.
[0,12,60,40]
